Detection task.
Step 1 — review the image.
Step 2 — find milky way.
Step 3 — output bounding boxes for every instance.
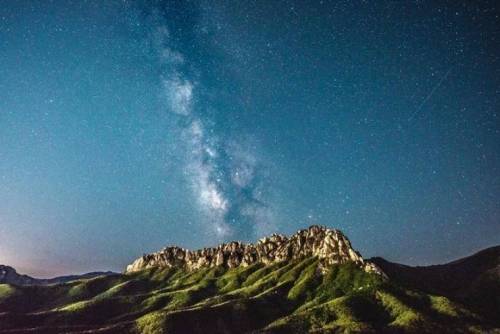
[148,15,276,241]
[0,1,498,276]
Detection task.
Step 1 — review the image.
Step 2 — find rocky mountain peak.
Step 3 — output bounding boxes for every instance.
[126,225,385,276]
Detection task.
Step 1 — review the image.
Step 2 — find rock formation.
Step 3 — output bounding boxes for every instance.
[126,225,385,276]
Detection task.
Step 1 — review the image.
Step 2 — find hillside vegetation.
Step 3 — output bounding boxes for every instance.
[0,257,497,334]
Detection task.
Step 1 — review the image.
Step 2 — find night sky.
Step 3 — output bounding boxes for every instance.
[1,1,499,277]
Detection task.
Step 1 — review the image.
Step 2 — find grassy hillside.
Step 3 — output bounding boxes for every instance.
[371,246,500,327]
[0,257,497,333]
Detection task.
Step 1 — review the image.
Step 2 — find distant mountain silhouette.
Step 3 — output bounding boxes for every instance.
[0,264,115,286]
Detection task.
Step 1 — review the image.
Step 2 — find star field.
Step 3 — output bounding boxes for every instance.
[0,1,499,277]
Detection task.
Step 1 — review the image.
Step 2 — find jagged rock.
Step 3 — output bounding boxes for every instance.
[125,225,385,277]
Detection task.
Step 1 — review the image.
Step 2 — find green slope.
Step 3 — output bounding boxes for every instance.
[0,258,497,334]
[371,246,500,327]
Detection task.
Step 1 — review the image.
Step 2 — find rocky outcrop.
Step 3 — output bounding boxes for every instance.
[126,225,385,276]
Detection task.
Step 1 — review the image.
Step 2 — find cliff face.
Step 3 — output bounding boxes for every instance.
[126,225,384,276]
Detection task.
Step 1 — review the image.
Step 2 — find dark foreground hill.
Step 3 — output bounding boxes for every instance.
[0,226,498,334]
[371,245,500,327]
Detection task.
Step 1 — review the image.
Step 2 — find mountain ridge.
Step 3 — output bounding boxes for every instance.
[0,226,498,333]
[126,225,384,276]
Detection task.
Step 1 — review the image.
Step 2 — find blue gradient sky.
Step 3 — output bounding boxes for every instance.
[1,1,499,277]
